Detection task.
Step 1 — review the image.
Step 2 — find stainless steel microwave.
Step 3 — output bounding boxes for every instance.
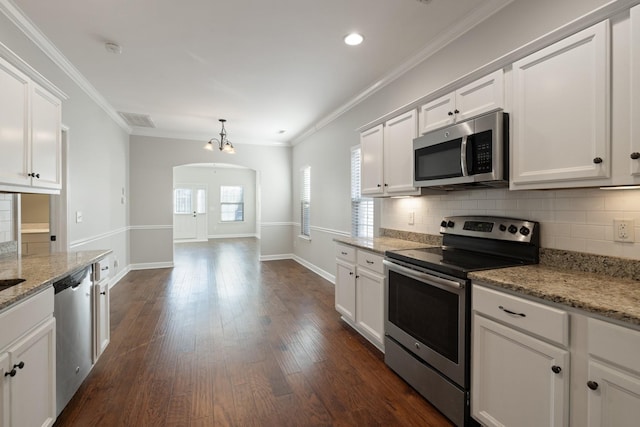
[413,111,508,189]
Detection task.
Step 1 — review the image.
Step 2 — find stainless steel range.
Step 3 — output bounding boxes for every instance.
[383,216,540,426]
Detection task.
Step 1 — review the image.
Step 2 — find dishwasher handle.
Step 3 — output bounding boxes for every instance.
[53,266,91,294]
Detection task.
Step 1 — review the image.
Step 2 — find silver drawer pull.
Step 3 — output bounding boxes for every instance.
[499,305,526,317]
[366,260,375,264]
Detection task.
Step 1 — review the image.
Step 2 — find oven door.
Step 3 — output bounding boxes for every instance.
[383,259,468,387]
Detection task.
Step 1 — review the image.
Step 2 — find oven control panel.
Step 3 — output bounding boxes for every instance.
[440,215,538,243]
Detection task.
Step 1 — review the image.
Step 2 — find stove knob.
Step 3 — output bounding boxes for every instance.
[499,224,507,232]
[519,226,530,236]
[508,225,518,234]
[447,220,455,228]
[440,220,448,228]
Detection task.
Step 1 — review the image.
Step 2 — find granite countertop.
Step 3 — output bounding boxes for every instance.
[0,250,111,311]
[470,265,640,326]
[334,236,433,255]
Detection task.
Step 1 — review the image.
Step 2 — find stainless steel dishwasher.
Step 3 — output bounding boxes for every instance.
[53,265,93,417]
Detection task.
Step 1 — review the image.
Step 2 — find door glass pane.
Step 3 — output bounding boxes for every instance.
[196,189,206,214]
[174,189,192,214]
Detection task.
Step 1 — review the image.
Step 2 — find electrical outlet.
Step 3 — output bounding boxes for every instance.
[76,211,83,223]
[408,211,415,225]
[614,219,635,243]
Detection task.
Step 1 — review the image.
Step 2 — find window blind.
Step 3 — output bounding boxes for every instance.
[301,166,311,236]
[351,147,374,238]
[220,185,244,222]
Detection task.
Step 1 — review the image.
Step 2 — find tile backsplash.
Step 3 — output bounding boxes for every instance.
[381,187,640,260]
[0,194,14,243]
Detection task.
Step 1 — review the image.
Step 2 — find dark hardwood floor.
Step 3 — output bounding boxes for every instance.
[54,238,452,426]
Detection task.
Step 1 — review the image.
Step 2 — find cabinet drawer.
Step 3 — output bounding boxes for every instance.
[473,285,569,346]
[0,287,54,350]
[357,250,384,275]
[588,318,640,374]
[336,244,356,262]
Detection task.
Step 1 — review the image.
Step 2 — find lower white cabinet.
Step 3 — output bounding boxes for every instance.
[585,318,640,427]
[0,288,56,427]
[92,279,110,362]
[472,285,570,427]
[335,243,385,351]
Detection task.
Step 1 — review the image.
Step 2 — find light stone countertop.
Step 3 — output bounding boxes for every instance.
[470,265,640,327]
[333,236,434,255]
[0,250,111,311]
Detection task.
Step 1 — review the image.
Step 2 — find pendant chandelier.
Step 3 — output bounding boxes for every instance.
[204,119,235,154]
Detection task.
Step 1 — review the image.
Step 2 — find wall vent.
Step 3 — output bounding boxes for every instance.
[118,112,156,128]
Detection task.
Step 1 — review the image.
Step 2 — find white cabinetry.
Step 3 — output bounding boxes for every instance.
[360,110,421,197]
[92,280,110,362]
[419,70,504,134]
[335,244,385,350]
[472,285,570,427]
[510,21,610,189]
[0,56,62,194]
[585,318,640,427]
[630,5,640,178]
[0,288,56,427]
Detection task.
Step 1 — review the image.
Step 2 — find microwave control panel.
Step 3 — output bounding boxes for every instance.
[471,130,493,173]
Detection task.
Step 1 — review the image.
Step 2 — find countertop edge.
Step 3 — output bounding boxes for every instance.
[0,250,112,312]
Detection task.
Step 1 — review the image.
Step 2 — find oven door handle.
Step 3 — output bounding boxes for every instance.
[383,260,464,290]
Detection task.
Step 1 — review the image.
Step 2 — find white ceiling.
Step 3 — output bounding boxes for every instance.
[9,0,511,146]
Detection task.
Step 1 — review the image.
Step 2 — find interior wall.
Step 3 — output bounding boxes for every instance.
[20,194,49,224]
[0,11,131,277]
[0,194,13,242]
[291,0,618,277]
[129,135,292,266]
[173,165,257,238]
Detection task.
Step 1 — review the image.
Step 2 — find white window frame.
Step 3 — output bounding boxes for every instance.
[351,146,374,238]
[220,185,244,222]
[300,165,311,239]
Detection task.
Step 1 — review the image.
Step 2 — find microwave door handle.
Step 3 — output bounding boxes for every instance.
[460,135,469,176]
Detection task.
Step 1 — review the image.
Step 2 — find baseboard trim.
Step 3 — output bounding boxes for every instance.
[292,255,335,284]
[129,261,174,271]
[260,253,293,261]
[108,266,131,289]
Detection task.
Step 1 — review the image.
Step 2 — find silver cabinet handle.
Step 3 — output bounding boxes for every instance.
[366,260,374,264]
[499,305,526,317]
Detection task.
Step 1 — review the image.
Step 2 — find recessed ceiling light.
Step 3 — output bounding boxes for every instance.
[344,33,364,46]
[277,129,286,134]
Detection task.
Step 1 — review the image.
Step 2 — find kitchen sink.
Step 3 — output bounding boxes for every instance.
[0,278,26,291]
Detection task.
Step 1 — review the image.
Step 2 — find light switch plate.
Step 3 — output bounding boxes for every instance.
[408,211,415,225]
[76,211,83,223]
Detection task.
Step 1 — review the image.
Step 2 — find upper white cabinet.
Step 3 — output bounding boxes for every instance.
[510,21,610,189]
[419,70,504,134]
[0,55,63,194]
[630,5,640,178]
[361,110,421,197]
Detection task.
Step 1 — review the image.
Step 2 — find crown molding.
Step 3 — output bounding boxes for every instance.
[0,0,131,133]
[130,126,291,147]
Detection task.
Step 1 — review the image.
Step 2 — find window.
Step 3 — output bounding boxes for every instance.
[300,166,311,237]
[174,188,192,214]
[220,186,244,222]
[351,147,374,238]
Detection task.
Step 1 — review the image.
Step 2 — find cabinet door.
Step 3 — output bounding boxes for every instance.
[511,21,610,187]
[335,259,356,322]
[631,5,640,176]
[7,318,56,427]
[0,57,30,187]
[472,315,569,427]
[93,281,110,362]
[0,353,9,427]
[455,70,504,122]
[586,360,640,427]
[383,110,420,195]
[419,92,456,134]
[360,124,384,195]
[356,268,384,347]
[30,84,61,190]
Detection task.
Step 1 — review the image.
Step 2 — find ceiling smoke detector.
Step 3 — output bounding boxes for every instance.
[105,42,122,54]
